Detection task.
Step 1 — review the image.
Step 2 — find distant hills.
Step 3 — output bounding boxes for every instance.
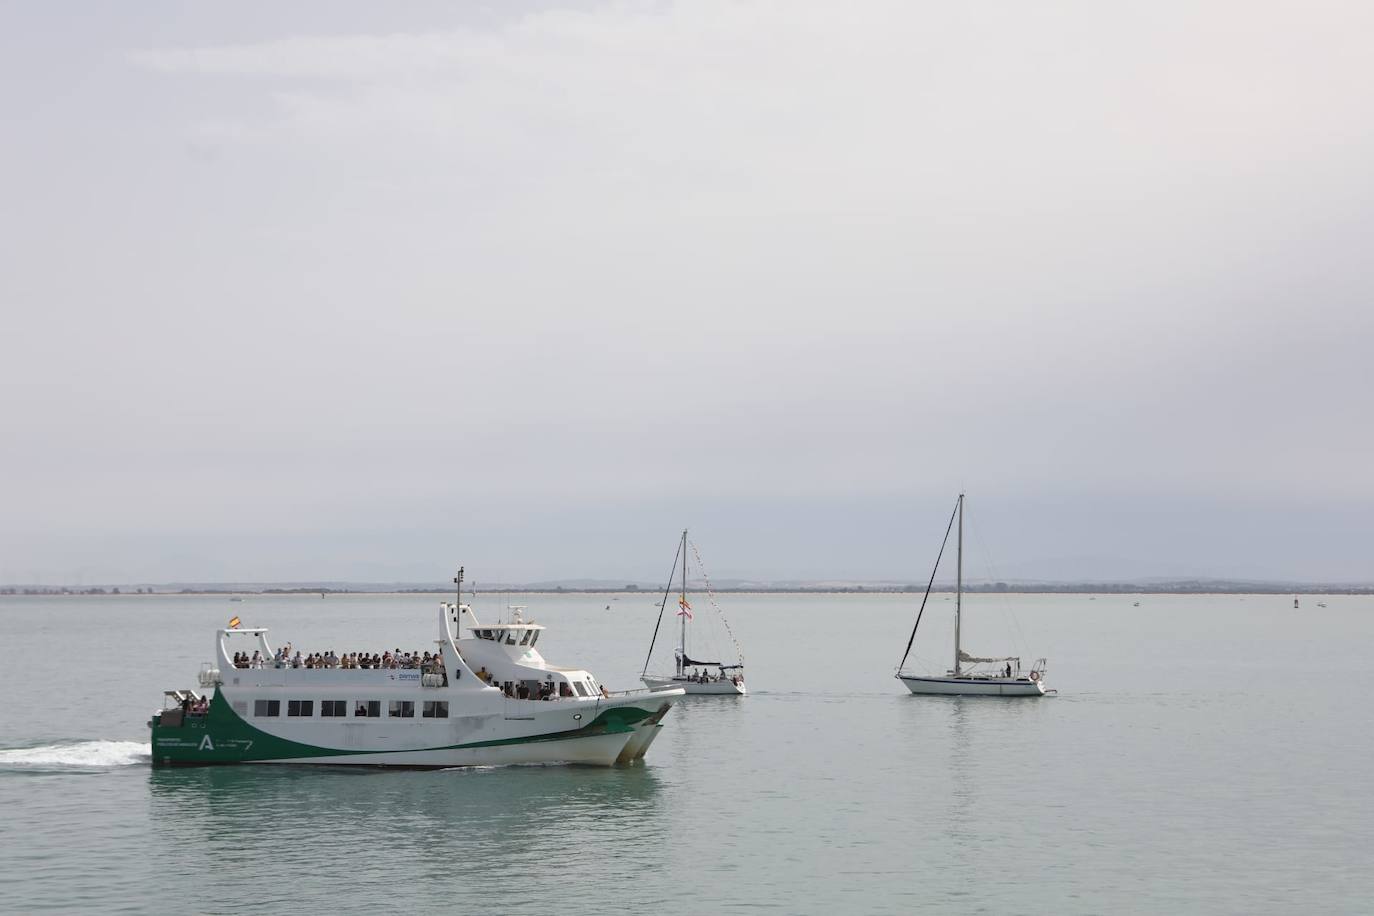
[4,577,1373,595]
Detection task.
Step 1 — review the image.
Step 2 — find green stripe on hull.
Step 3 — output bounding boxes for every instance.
[150,692,654,766]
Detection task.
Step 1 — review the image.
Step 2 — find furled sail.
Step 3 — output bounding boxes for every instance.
[958,650,1019,663]
[681,653,724,668]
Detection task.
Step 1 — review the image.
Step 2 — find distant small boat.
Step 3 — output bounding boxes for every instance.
[229,597,243,603]
[1294,596,1300,609]
[1133,601,1140,607]
[1318,602,1328,608]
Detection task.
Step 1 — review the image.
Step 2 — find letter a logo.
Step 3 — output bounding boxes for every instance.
[199,735,215,751]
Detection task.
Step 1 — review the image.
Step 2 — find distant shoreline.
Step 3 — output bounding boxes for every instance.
[4,585,1372,597]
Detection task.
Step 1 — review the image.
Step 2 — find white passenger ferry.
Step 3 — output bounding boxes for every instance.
[150,584,684,767]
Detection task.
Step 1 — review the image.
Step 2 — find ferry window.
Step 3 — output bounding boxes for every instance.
[389,700,415,718]
[254,699,280,717]
[519,630,532,646]
[422,701,449,718]
[505,631,517,645]
[355,700,381,718]
[321,700,347,717]
[529,631,540,646]
[287,700,314,717]
[573,681,589,697]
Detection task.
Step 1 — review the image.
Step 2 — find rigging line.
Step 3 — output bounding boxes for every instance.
[689,540,744,668]
[641,535,685,676]
[968,505,1033,659]
[897,496,960,673]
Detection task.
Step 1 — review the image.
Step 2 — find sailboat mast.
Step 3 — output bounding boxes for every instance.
[954,494,963,676]
[680,529,688,669]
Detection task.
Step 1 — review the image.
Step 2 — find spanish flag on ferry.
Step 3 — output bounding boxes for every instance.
[228,616,241,629]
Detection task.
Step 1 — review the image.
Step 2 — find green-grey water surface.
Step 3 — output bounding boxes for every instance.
[0,592,1370,914]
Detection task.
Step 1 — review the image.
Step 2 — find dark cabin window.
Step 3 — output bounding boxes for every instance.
[389,700,415,718]
[321,700,346,717]
[254,699,280,717]
[287,700,314,717]
[422,701,449,718]
[519,630,533,646]
[355,700,381,718]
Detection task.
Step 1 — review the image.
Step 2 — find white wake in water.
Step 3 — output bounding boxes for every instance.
[0,740,149,768]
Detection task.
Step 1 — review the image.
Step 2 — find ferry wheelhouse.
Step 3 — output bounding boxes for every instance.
[150,596,683,767]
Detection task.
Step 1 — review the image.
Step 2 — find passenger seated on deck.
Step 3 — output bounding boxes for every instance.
[251,651,264,669]
[371,653,382,669]
[292,651,303,669]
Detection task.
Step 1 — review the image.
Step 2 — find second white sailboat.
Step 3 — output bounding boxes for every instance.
[895,494,1050,697]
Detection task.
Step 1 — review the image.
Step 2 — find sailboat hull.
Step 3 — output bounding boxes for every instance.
[897,674,1046,697]
[641,675,746,696]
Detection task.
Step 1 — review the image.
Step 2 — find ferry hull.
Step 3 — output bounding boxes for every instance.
[897,674,1046,697]
[641,676,746,696]
[151,690,679,768]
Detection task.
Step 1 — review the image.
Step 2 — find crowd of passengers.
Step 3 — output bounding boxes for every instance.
[179,695,209,715]
[232,646,446,672]
[684,667,744,686]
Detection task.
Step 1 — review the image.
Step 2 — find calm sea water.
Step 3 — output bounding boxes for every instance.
[1,592,1370,914]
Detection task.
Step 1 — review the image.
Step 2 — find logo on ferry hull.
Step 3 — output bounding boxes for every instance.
[199,735,215,751]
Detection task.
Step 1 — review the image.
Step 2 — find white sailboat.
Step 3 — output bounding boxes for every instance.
[641,530,746,696]
[895,494,1050,697]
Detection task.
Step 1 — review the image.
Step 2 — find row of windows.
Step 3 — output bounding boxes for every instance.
[252,699,448,719]
[473,628,540,647]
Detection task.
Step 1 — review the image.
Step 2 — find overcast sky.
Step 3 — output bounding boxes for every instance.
[3,1,1372,585]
